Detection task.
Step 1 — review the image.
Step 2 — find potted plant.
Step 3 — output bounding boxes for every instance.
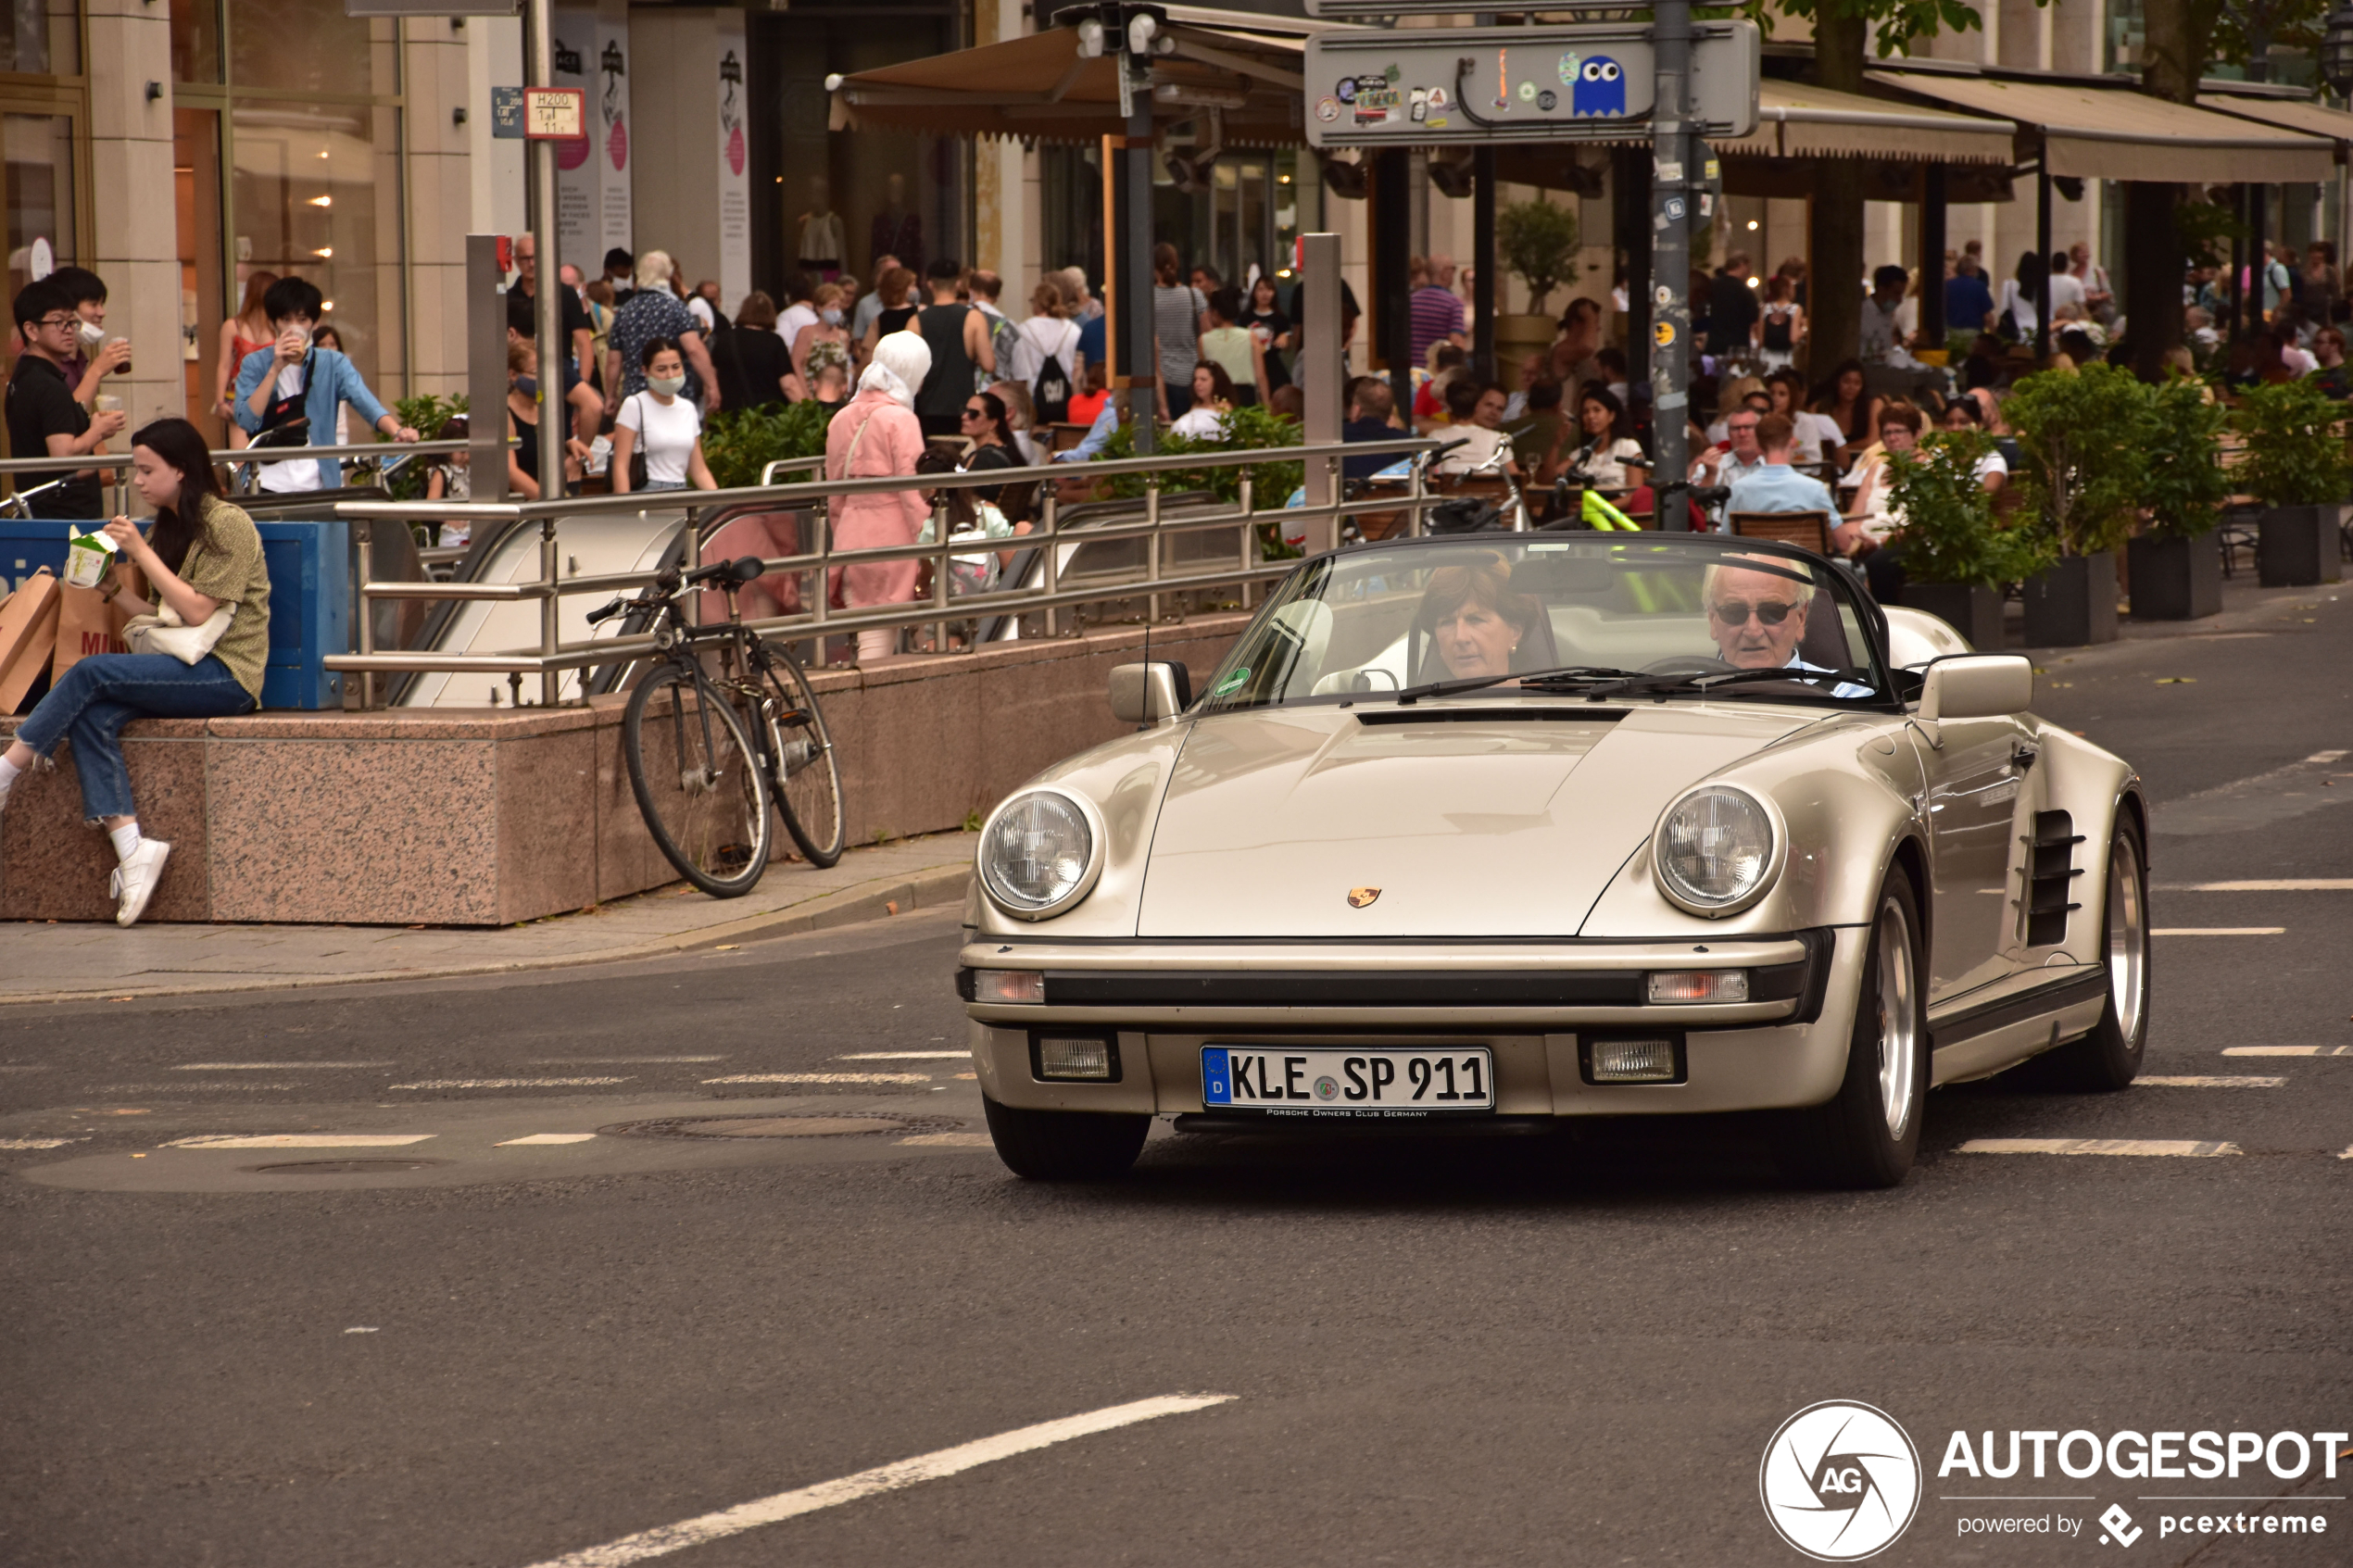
[2004,364,2147,646]
[2125,375,2230,619]
[1495,196,1579,389]
[1883,428,2054,648]
[2233,378,2350,587]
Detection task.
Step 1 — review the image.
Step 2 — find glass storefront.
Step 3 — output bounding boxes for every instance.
[171,0,405,441]
[4,112,75,297]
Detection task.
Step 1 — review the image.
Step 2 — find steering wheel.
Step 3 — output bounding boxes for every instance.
[1639,655,1739,677]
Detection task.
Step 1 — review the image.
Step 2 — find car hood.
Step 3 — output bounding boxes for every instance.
[1136,702,1818,937]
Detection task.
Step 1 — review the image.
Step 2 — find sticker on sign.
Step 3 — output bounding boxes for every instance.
[522,87,586,141]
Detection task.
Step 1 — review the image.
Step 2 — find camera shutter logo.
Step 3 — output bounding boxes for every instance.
[1758,1400,1921,1561]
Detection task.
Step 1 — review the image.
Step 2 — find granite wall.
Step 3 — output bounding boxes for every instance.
[0,615,1248,926]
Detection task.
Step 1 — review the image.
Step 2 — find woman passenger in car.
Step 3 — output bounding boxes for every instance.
[1416,555,1546,680]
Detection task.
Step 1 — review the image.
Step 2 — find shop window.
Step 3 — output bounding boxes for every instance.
[4,112,74,296]
[170,0,220,86]
[232,101,400,391]
[1,0,79,78]
[228,0,389,99]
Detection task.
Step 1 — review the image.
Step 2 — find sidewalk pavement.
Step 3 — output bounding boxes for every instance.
[1,834,977,1006]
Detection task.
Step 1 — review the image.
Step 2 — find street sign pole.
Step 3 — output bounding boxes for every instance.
[1650,0,1691,522]
[525,0,563,510]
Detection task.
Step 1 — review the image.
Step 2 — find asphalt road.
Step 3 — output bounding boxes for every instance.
[4,587,2350,1568]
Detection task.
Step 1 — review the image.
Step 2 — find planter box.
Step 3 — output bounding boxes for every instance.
[2022,552,2120,646]
[2125,532,2222,621]
[1898,582,2004,650]
[2257,505,2346,586]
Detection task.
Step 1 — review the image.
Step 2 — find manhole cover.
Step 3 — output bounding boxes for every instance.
[245,1158,449,1174]
[604,1113,963,1140]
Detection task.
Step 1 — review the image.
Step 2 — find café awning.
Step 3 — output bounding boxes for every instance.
[2198,90,2353,162]
[1869,68,2335,184]
[828,5,1359,147]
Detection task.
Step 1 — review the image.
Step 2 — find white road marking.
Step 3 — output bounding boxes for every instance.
[497,1133,598,1146]
[0,1065,51,1072]
[898,1133,995,1148]
[168,1134,437,1149]
[2151,928,2285,936]
[0,1135,86,1149]
[2135,1075,2285,1087]
[171,1061,395,1071]
[2224,1046,2352,1057]
[2164,879,2353,891]
[516,1394,1236,1568]
[97,1083,298,1093]
[702,1072,930,1085]
[2310,750,2349,763]
[525,1057,726,1065]
[345,1326,379,1334]
[2341,1147,2353,1160]
[837,1051,970,1060]
[1958,1138,2240,1158]
[387,1078,631,1091]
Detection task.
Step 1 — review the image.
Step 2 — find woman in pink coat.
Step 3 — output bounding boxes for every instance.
[825,329,932,662]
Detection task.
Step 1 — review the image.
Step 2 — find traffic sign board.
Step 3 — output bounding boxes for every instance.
[522,86,585,141]
[1303,22,1759,147]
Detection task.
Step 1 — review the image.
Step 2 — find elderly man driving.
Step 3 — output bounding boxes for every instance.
[1704,558,1813,669]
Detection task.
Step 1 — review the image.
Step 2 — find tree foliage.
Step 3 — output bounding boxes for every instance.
[1495,198,1579,317]
[2003,364,2154,558]
[2232,378,2353,508]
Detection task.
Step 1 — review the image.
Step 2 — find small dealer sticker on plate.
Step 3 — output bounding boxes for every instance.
[1202,1047,1493,1116]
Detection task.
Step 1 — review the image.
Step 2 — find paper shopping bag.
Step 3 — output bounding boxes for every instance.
[0,568,62,713]
[50,582,130,683]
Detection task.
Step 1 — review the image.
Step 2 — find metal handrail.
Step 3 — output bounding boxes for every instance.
[325,435,1453,708]
[0,438,486,474]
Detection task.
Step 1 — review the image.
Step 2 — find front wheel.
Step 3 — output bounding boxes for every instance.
[982,1096,1150,1181]
[2035,816,2149,1091]
[755,640,846,868]
[1775,870,1927,1189]
[623,664,773,897]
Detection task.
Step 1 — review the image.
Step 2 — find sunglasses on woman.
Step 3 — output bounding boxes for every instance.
[962,406,987,420]
[1710,599,1798,626]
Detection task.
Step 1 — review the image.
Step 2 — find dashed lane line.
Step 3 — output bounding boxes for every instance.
[1958,1138,2240,1158]
[515,1394,1237,1568]
[2135,1075,2285,1087]
[702,1072,931,1085]
[837,1051,970,1060]
[2224,1046,2353,1056]
[898,1133,994,1148]
[95,1083,298,1093]
[0,1136,87,1149]
[168,1134,436,1149]
[171,1061,396,1071]
[524,1057,727,1065]
[386,1078,632,1091]
[497,1134,598,1147]
[2151,928,2286,936]
[2159,880,2353,891]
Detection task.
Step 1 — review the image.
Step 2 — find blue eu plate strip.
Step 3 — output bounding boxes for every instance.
[1201,1047,1231,1106]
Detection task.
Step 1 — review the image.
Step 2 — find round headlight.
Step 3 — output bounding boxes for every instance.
[980,790,1102,917]
[1655,785,1780,914]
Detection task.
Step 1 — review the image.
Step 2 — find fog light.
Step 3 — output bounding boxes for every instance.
[975,970,1045,1004]
[1588,1037,1679,1083]
[1646,969,1749,1004]
[1037,1035,1114,1080]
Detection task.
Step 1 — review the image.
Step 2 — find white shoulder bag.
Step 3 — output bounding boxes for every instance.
[125,540,235,664]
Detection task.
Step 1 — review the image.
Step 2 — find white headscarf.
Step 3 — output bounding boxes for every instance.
[859,331,931,409]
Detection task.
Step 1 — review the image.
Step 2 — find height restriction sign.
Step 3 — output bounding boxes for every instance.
[522,86,585,141]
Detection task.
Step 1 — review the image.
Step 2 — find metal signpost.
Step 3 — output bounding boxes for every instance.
[1304,8,1759,524]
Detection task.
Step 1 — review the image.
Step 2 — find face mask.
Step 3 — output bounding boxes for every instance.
[76,319,105,349]
[821,307,844,327]
[648,374,686,397]
[515,375,538,396]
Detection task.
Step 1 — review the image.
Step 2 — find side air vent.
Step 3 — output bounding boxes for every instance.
[2023,809,2085,947]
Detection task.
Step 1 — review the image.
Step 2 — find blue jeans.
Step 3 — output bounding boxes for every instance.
[15,653,254,821]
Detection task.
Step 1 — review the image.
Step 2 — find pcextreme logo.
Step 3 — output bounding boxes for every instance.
[1760,1400,1924,1562]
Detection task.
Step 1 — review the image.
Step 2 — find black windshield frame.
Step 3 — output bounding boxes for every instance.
[1192,533,1903,717]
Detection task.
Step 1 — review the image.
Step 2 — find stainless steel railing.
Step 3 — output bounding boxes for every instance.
[323,436,1450,709]
[0,439,489,517]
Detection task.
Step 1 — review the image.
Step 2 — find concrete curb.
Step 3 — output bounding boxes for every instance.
[0,862,974,1008]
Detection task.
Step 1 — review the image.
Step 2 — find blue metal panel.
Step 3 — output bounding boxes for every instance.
[0,516,348,709]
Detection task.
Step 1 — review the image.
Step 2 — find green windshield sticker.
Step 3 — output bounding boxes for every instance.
[1213,668,1250,696]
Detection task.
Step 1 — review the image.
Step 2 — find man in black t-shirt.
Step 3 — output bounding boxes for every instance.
[6,279,124,517]
[1709,253,1760,359]
[512,233,596,393]
[912,257,996,438]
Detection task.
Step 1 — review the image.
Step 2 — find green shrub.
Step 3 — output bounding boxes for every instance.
[701,399,835,491]
[2003,363,2149,558]
[1091,405,1306,559]
[2138,376,2230,539]
[1885,430,2054,588]
[2232,378,2353,508]
[377,393,467,500]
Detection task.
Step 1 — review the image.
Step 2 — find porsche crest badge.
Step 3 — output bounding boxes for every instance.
[1347,887,1381,909]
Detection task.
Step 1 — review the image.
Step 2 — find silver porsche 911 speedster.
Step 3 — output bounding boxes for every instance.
[957,533,2150,1188]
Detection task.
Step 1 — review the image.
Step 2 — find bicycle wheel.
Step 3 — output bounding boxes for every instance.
[753,640,847,867]
[623,663,773,897]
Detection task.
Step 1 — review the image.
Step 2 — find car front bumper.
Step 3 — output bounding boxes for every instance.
[958,929,1866,1118]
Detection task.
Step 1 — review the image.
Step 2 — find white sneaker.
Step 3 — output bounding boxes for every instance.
[109,838,171,927]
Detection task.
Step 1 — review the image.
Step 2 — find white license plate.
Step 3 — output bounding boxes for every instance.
[1200,1046,1494,1117]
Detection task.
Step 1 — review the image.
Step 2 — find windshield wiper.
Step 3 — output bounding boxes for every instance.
[1579,666,1878,701]
[1391,665,1640,706]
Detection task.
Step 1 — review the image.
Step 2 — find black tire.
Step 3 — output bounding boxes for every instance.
[1776,870,1928,1190]
[981,1096,1151,1181]
[623,664,772,898]
[754,640,846,868]
[2035,816,2150,1091]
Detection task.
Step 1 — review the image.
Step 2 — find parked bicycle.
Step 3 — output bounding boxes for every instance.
[587,555,847,897]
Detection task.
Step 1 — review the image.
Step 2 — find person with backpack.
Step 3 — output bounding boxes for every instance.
[969,270,1021,394]
[1009,282,1080,427]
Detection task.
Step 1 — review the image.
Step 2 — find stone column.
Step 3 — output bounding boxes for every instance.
[405,19,474,398]
[85,0,181,434]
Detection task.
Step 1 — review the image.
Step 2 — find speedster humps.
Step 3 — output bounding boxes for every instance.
[957,534,2150,1188]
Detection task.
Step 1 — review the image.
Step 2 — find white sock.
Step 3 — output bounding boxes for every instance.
[0,755,19,803]
[109,822,143,861]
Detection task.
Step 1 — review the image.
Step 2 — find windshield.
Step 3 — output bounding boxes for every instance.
[1197,536,1895,712]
